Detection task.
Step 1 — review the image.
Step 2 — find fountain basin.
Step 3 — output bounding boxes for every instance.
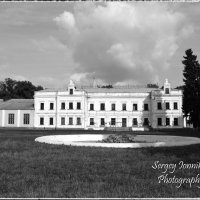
[35,134,200,148]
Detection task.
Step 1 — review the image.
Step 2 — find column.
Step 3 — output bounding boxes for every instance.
[2,110,5,127]
[17,110,20,127]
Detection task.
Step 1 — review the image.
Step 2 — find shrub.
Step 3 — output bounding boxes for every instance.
[102,134,136,143]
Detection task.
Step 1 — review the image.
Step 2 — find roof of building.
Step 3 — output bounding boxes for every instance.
[83,87,156,93]
[38,86,180,94]
[0,99,34,110]
[39,86,159,93]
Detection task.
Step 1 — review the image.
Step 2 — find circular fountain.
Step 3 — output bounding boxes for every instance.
[35,134,200,148]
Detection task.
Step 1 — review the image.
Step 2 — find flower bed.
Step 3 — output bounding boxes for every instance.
[102,134,145,143]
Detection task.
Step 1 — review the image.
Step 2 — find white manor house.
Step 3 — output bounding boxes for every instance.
[0,79,185,131]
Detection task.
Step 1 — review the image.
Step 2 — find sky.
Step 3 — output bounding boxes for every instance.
[0,2,200,88]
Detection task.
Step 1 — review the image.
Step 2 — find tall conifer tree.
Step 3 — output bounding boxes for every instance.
[182,49,200,128]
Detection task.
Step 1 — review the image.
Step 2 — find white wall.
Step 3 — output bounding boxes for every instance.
[0,110,34,128]
[19,110,34,127]
[33,81,184,130]
[151,90,183,128]
[34,88,86,128]
[85,93,151,129]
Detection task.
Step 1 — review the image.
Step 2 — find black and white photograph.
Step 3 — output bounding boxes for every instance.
[0,1,200,199]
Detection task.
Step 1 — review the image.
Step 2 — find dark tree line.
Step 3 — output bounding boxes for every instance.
[147,83,159,88]
[182,49,200,128]
[100,85,113,88]
[0,78,43,101]
[175,85,184,90]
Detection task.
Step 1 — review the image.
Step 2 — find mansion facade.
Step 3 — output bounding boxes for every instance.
[0,79,184,130]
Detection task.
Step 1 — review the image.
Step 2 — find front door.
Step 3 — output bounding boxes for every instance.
[122,118,127,127]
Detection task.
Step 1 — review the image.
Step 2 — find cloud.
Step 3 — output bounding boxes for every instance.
[69,72,107,86]
[54,11,76,30]
[180,25,194,38]
[32,36,68,53]
[0,63,28,82]
[70,72,89,82]
[0,71,27,82]
[12,75,27,81]
[32,36,67,53]
[54,3,194,85]
[0,63,9,71]
[32,36,80,79]
[36,76,64,88]
[54,11,79,45]
[0,6,31,27]
[114,79,139,86]
[107,43,136,69]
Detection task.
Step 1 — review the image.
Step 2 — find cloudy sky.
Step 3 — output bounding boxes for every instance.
[0,2,200,88]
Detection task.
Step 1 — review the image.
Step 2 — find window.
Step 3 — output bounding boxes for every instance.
[40,103,44,110]
[69,102,73,110]
[8,114,14,124]
[90,118,94,125]
[23,114,30,125]
[133,104,138,111]
[143,118,149,126]
[90,104,94,111]
[61,102,65,110]
[111,118,116,126]
[122,118,127,127]
[133,118,138,126]
[69,89,73,95]
[122,103,126,111]
[166,118,170,126]
[166,102,170,110]
[165,88,170,94]
[174,102,178,110]
[174,118,178,126]
[50,103,54,110]
[157,102,162,110]
[49,117,54,125]
[77,102,81,110]
[100,118,105,126]
[69,117,73,125]
[40,117,44,125]
[157,118,162,126]
[77,117,81,125]
[100,103,105,111]
[61,117,65,125]
[144,104,149,111]
[111,103,115,111]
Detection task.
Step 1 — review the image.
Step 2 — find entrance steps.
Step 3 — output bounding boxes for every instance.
[104,127,132,131]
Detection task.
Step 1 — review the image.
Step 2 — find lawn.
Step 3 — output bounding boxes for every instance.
[0,128,200,198]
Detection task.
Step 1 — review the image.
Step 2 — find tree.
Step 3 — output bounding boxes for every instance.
[0,78,17,100]
[175,85,184,90]
[147,83,159,88]
[101,85,113,88]
[14,81,43,99]
[182,49,200,128]
[0,78,43,100]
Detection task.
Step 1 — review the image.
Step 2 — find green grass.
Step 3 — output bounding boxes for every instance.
[0,128,200,198]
